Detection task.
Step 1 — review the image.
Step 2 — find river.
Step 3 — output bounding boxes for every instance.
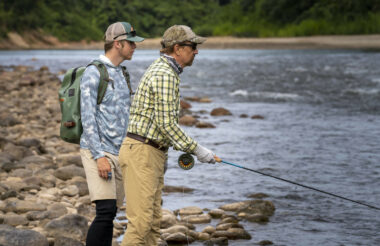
[1,49,379,246]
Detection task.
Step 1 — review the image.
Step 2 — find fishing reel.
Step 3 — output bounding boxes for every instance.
[178,153,195,170]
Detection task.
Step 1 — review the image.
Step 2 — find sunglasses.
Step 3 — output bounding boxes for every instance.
[113,30,137,40]
[179,42,197,50]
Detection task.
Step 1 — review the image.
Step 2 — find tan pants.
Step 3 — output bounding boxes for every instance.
[119,137,166,246]
[80,148,125,207]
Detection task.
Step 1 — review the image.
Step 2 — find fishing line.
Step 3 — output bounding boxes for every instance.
[177,154,380,211]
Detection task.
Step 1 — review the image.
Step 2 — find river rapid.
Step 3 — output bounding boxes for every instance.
[1,49,379,246]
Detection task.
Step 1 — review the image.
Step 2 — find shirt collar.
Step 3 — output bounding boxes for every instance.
[161,54,183,75]
[99,54,118,68]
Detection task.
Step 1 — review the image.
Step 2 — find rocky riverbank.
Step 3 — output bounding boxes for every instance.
[0,65,275,246]
[1,31,380,50]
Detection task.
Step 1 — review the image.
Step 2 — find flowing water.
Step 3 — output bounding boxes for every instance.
[1,49,380,246]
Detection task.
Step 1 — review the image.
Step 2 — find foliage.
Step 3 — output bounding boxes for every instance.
[0,0,379,40]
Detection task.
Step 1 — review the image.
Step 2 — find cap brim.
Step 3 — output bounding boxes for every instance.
[127,36,144,42]
[191,36,206,44]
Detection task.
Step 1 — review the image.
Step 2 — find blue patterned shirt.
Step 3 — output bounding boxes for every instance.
[80,55,131,159]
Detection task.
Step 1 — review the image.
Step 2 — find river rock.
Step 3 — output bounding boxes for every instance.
[199,97,212,103]
[162,185,194,193]
[198,232,211,241]
[181,214,211,224]
[61,185,79,197]
[0,225,49,246]
[0,113,21,127]
[160,210,177,229]
[239,114,248,118]
[46,203,68,219]
[239,213,269,223]
[210,107,232,116]
[216,223,243,231]
[219,201,249,211]
[238,200,275,217]
[258,240,274,245]
[17,138,45,154]
[202,225,216,234]
[177,221,196,230]
[180,100,192,109]
[218,215,240,224]
[44,214,88,241]
[11,200,47,213]
[3,143,33,161]
[56,153,82,167]
[39,174,57,188]
[179,115,198,126]
[211,228,252,240]
[251,115,265,119]
[54,236,84,246]
[209,209,225,218]
[247,193,269,199]
[54,164,85,180]
[226,228,251,239]
[164,232,195,244]
[26,211,49,221]
[2,179,30,192]
[179,206,203,216]
[9,169,33,178]
[161,224,188,235]
[0,190,17,200]
[3,213,28,226]
[23,176,42,189]
[204,237,229,246]
[68,177,89,196]
[195,121,216,128]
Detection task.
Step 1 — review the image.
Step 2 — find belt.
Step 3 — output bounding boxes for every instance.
[126,132,168,152]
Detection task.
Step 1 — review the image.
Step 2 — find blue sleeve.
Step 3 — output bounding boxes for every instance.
[80,65,104,160]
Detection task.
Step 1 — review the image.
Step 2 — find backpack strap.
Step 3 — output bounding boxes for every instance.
[121,65,134,96]
[87,60,110,105]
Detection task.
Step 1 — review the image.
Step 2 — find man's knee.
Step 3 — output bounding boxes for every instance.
[94,199,117,221]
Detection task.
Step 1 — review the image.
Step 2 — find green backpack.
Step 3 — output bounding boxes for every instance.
[58,60,132,144]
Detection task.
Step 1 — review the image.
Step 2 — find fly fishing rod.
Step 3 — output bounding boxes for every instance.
[178,153,380,211]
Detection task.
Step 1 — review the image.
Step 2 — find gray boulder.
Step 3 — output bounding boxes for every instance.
[54,236,84,246]
[0,225,48,246]
[54,165,85,180]
[44,214,88,241]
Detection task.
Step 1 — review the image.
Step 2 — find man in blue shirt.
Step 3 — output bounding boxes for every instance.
[80,21,144,246]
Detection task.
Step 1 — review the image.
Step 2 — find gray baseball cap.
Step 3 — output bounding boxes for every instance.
[162,25,206,47]
[104,22,144,43]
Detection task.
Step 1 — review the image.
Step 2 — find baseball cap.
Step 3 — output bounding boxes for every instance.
[162,25,206,47]
[104,22,144,43]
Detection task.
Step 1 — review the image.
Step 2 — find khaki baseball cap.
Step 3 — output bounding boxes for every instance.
[104,22,144,43]
[162,25,206,47]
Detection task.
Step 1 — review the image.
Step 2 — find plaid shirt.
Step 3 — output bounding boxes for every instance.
[127,56,197,153]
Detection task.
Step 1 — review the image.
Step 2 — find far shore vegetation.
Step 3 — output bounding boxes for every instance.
[1,0,379,41]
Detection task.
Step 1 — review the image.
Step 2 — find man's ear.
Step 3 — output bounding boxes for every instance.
[174,44,181,56]
[114,40,122,49]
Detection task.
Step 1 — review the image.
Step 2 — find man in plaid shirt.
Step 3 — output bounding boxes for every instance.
[119,25,216,246]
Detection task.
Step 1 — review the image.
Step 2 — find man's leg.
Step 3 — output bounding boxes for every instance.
[80,149,121,246]
[146,172,164,245]
[119,138,165,246]
[86,199,117,246]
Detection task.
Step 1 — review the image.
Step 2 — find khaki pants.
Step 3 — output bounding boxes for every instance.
[80,148,125,208]
[119,137,166,246]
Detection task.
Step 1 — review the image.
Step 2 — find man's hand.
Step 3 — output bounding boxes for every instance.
[96,157,111,179]
[194,144,216,164]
